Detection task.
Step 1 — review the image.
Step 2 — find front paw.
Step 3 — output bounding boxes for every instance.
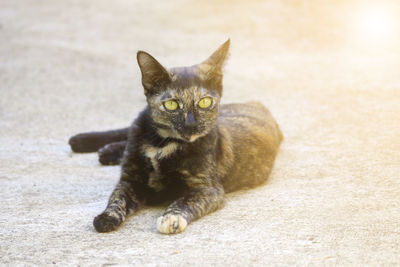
[157,214,188,234]
[93,212,122,233]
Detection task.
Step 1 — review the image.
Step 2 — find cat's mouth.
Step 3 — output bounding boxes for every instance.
[178,125,208,142]
[176,127,207,142]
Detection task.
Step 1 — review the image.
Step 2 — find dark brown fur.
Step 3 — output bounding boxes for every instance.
[69,40,283,234]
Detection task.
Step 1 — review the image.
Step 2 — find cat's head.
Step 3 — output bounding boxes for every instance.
[137,40,230,142]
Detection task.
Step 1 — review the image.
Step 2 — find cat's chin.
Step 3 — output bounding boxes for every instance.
[157,128,204,143]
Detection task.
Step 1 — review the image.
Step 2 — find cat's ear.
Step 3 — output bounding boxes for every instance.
[202,39,230,68]
[198,39,230,92]
[137,51,171,94]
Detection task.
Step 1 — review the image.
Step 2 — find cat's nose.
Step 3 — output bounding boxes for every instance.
[184,112,196,127]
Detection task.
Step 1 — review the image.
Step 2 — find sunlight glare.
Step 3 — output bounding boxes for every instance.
[351,3,399,48]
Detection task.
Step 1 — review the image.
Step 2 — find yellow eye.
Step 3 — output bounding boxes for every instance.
[198,97,212,109]
[163,100,179,111]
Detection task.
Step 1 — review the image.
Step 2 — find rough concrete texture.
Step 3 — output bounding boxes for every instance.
[1,0,400,265]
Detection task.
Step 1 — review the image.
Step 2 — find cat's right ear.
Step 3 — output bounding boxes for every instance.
[137,51,171,94]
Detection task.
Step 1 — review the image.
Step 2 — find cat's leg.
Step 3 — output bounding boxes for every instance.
[69,127,129,153]
[157,183,225,234]
[98,141,127,165]
[93,180,143,233]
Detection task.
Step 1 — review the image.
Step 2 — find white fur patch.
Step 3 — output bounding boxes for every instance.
[143,145,158,159]
[157,214,188,234]
[189,134,202,142]
[158,142,179,159]
[143,142,179,161]
[179,169,191,177]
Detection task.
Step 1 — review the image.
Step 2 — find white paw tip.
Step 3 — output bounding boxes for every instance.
[157,214,188,234]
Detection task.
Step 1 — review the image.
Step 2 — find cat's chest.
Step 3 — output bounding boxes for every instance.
[142,142,181,191]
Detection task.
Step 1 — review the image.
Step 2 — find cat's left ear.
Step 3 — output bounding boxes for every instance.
[202,39,230,68]
[198,39,230,93]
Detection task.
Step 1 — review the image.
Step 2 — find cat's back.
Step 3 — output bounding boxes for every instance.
[217,102,283,192]
[219,102,282,141]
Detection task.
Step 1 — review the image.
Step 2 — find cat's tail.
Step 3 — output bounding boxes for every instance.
[69,127,129,153]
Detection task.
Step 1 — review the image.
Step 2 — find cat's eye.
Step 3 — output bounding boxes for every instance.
[163,100,179,111]
[198,97,212,109]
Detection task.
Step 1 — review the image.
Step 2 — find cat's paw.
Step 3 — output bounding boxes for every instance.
[98,144,123,165]
[157,214,188,234]
[93,212,122,233]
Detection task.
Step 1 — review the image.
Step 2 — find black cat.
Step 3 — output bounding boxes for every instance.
[69,40,283,234]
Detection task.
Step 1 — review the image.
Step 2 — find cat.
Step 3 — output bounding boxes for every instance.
[69,40,283,234]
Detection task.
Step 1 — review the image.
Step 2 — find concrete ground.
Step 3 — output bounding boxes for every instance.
[1,0,400,265]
